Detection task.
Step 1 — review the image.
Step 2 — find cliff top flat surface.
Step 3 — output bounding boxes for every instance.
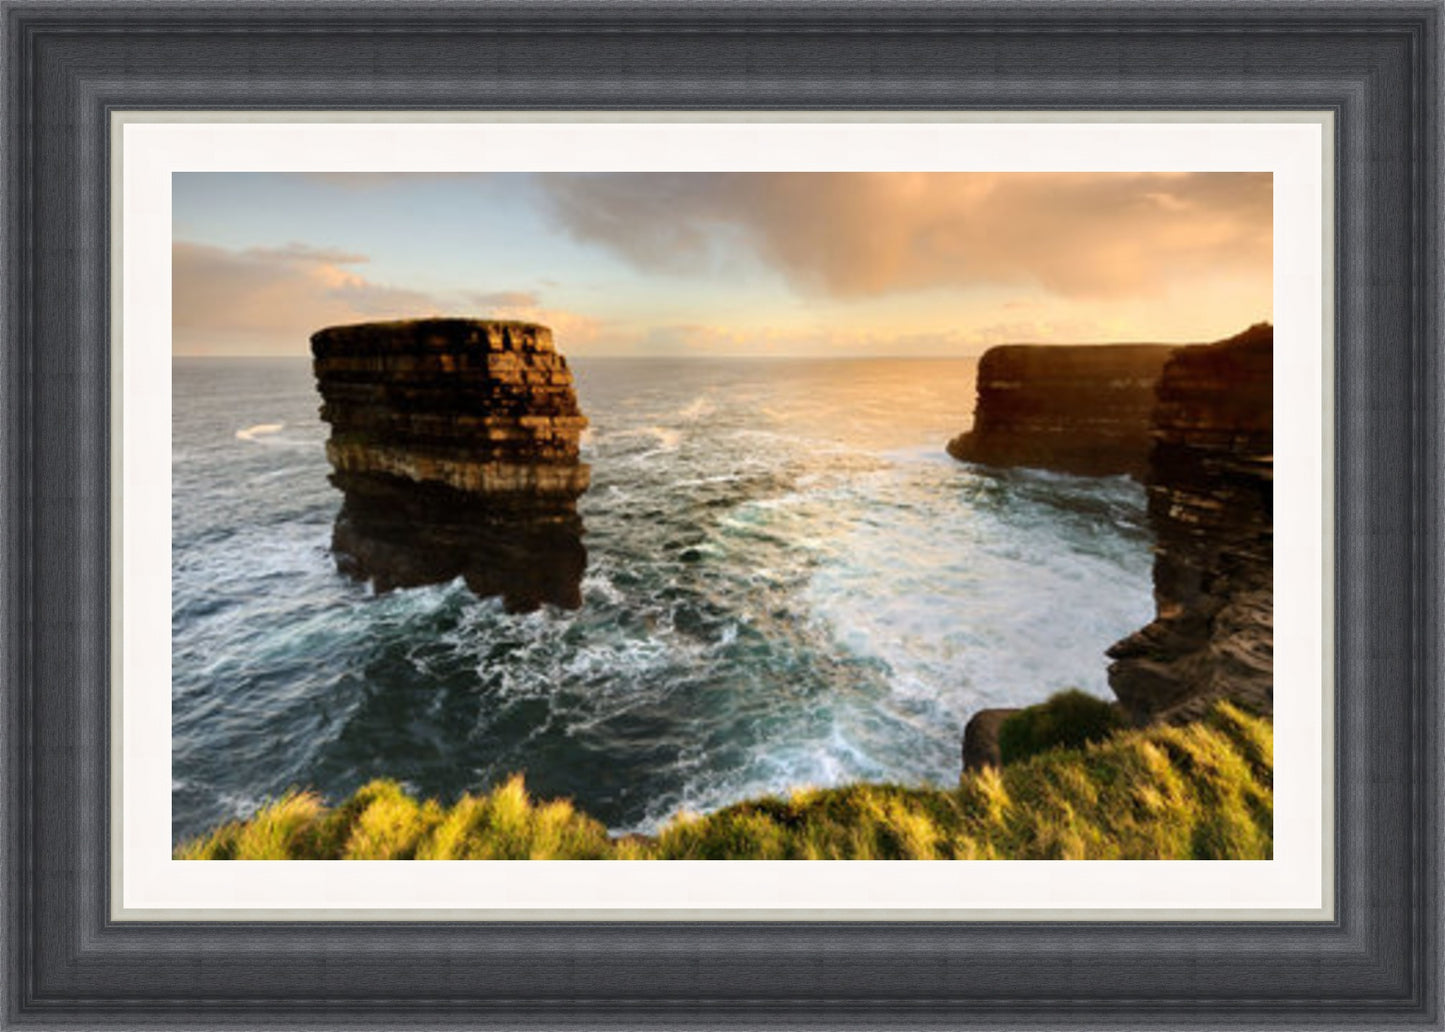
[981,342,1180,356]
[314,317,549,336]
[1208,321,1273,350]
[311,318,555,356]
[1159,324,1272,376]
[976,342,1183,376]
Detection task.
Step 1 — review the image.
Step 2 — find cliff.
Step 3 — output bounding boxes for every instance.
[960,323,1273,770]
[1107,322,1273,723]
[311,318,590,612]
[947,343,1177,478]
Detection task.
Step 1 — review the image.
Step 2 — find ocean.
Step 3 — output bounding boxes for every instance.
[171,356,1155,843]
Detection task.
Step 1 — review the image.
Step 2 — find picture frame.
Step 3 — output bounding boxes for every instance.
[2,1,1440,1028]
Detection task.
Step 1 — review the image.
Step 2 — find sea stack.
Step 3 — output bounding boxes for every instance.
[947,343,1177,478]
[310,318,590,612]
[1106,322,1273,723]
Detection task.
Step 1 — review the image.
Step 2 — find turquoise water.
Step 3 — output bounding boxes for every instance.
[171,357,1154,842]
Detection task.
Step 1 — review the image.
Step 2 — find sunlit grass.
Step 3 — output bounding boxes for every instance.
[177,702,1271,861]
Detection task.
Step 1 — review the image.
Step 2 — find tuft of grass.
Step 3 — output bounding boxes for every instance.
[414,775,613,859]
[176,703,1271,861]
[997,689,1129,765]
[337,780,443,859]
[174,790,326,860]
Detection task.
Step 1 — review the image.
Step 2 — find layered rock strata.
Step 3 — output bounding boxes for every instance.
[960,323,1274,770]
[947,343,1177,478]
[1106,323,1273,723]
[329,476,587,612]
[311,318,589,612]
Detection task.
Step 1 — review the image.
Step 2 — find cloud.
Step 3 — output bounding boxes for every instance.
[632,324,749,356]
[463,289,541,309]
[538,172,1271,300]
[580,317,1121,359]
[172,241,586,355]
[173,241,435,353]
[482,301,603,348]
[241,242,372,265]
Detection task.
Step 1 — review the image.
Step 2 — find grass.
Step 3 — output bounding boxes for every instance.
[996,689,1130,765]
[176,701,1272,861]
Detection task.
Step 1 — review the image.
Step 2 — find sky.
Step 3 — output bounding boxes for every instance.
[172,172,1272,358]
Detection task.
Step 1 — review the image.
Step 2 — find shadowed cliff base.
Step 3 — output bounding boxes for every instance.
[329,472,587,612]
[947,343,1178,479]
[311,318,590,611]
[177,701,1271,861]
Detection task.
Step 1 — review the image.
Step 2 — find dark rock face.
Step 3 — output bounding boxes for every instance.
[1107,323,1273,723]
[961,707,1021,772]
[330,475,587,612]
[947,343,1178,478]
[311,318,589,612]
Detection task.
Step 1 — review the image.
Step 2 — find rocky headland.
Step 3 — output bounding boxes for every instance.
[946,343,1178,478]
[960,323,1274,769]
[1106,323,1273,723]
[311,318,590,612]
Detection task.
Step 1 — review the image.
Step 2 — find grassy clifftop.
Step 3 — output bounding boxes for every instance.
[177,701,1271,861]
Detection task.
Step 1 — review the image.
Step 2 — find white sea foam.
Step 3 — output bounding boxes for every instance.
[235,422,285,441]
[172,356,1158,842]
[676,395,716,421]
[645,426,683,451]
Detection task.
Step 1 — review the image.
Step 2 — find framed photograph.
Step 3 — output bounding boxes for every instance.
[137,123,1310,912]
[3,2,1440,1029]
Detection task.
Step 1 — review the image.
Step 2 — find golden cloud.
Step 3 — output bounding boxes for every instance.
[172,242,581,356]
[540,172,1272,300]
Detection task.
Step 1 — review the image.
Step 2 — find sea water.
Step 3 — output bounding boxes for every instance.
[171,357,1155,842]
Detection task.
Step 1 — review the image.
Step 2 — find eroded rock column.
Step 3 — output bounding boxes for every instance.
[311,318,590,612]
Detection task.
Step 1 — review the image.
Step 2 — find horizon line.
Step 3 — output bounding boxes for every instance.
[172,341,1218,361]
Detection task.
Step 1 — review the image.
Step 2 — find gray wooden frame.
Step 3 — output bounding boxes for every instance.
[2,0,1441,1027]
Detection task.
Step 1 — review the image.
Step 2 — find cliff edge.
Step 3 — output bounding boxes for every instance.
[947,343,1178,478]
[962,322,1274,770]
[1107,322,1273,723]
